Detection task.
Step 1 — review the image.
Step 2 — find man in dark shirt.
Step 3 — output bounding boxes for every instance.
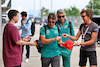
[63,9,98,67]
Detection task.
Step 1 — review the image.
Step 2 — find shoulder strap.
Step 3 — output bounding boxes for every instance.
[21,19,23,25]
[57,26,60,36]
[43,25,46,34]
[26,19,30,24]
[69,22,72,35]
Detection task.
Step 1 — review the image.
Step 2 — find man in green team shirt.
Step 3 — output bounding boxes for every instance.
[56,9,75,67]
[40,13,62,67]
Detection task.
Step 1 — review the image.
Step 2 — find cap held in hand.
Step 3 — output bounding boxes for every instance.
[62,40,73,50]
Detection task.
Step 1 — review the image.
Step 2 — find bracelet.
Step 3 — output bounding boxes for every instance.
[52,38,55,41]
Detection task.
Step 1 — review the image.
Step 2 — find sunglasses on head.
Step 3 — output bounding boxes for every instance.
[58,15,65,18]
[48,21,55,23]
[81,15,87,18]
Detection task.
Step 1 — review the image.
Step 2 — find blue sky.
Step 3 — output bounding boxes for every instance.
[11,0,90,16]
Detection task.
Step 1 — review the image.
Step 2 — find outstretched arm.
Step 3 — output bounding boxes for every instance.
[62,30,81,41]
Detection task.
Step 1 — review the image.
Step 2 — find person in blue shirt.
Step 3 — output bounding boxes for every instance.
[40,13,62,67]
[18,11,32,62]
[56,9,75,67]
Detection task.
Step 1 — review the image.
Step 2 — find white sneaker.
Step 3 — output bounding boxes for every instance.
[24,58,29,62]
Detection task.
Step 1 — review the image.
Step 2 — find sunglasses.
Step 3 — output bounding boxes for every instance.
[81,15,87,18]
[48,21,55,23]
[58,15,65,18]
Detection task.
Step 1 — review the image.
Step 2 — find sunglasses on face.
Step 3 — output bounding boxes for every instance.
[58,15,65,18]
[81,15,87,18]
[48,21,55,23]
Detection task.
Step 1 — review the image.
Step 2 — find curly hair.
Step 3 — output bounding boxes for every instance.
[80,9,93,19]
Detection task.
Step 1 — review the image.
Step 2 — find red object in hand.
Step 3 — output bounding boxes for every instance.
[62,40,73,50]
[62,43,66,47]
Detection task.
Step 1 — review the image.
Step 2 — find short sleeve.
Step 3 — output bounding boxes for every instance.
[79,24,82,31]
[79,23,84,31]
[40,27,45,36]
[92,24,98,32]
[10,27,21,43]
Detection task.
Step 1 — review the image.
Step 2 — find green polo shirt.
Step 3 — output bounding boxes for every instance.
[40,25,59,57]
[56,19,75,42]
[56,19,75,51]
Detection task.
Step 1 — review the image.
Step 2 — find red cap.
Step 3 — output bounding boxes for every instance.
[64,40,73,50]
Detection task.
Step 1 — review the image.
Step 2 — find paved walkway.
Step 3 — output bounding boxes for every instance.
[0,24,100,67]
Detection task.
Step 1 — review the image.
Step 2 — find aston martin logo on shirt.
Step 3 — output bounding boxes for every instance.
[46,30,50,35]
[64,25,68,29]
[54,30,58,34]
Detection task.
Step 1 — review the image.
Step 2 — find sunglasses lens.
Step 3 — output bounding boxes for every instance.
[48,22,55,23]
[81,15,87,18]
[58,15,64,18]
[81,16,85,17]
[58,16,61,18]
[62,16,64,17]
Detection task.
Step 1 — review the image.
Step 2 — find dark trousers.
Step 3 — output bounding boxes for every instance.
[22,45,30,58]
[22,39,31,58]
[41,56,59,67]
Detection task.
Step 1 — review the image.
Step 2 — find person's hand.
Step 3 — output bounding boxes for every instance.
[59,42,64,47]
[34,41,38,47]
[23,36,31,41]
[30,42,36,46]
[73,42,78,46]
[22,20,25,25]
[62,33,69,38]
[58,41,64,47]
[54,36,61,41]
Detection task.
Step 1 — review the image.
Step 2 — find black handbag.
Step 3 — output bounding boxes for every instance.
[36,40,43,53]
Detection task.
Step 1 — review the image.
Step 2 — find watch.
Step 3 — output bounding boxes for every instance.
[77,43,80,46]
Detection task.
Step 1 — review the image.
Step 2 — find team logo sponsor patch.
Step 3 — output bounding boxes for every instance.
[46,30,50,35]
[54,30,58,34]
[64,25,68,28]
[94,29,98,31]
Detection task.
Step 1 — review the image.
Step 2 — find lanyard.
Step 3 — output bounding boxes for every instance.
[82,26,89,39]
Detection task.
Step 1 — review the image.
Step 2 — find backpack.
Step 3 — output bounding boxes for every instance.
[21,19,35,36]
[37,25,60,53]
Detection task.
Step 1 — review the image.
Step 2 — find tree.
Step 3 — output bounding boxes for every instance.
[64,6,80,16]
[41,7,49,17]
[86,0,100,15]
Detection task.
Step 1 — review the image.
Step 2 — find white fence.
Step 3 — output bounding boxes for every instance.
[43,16,83,27]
